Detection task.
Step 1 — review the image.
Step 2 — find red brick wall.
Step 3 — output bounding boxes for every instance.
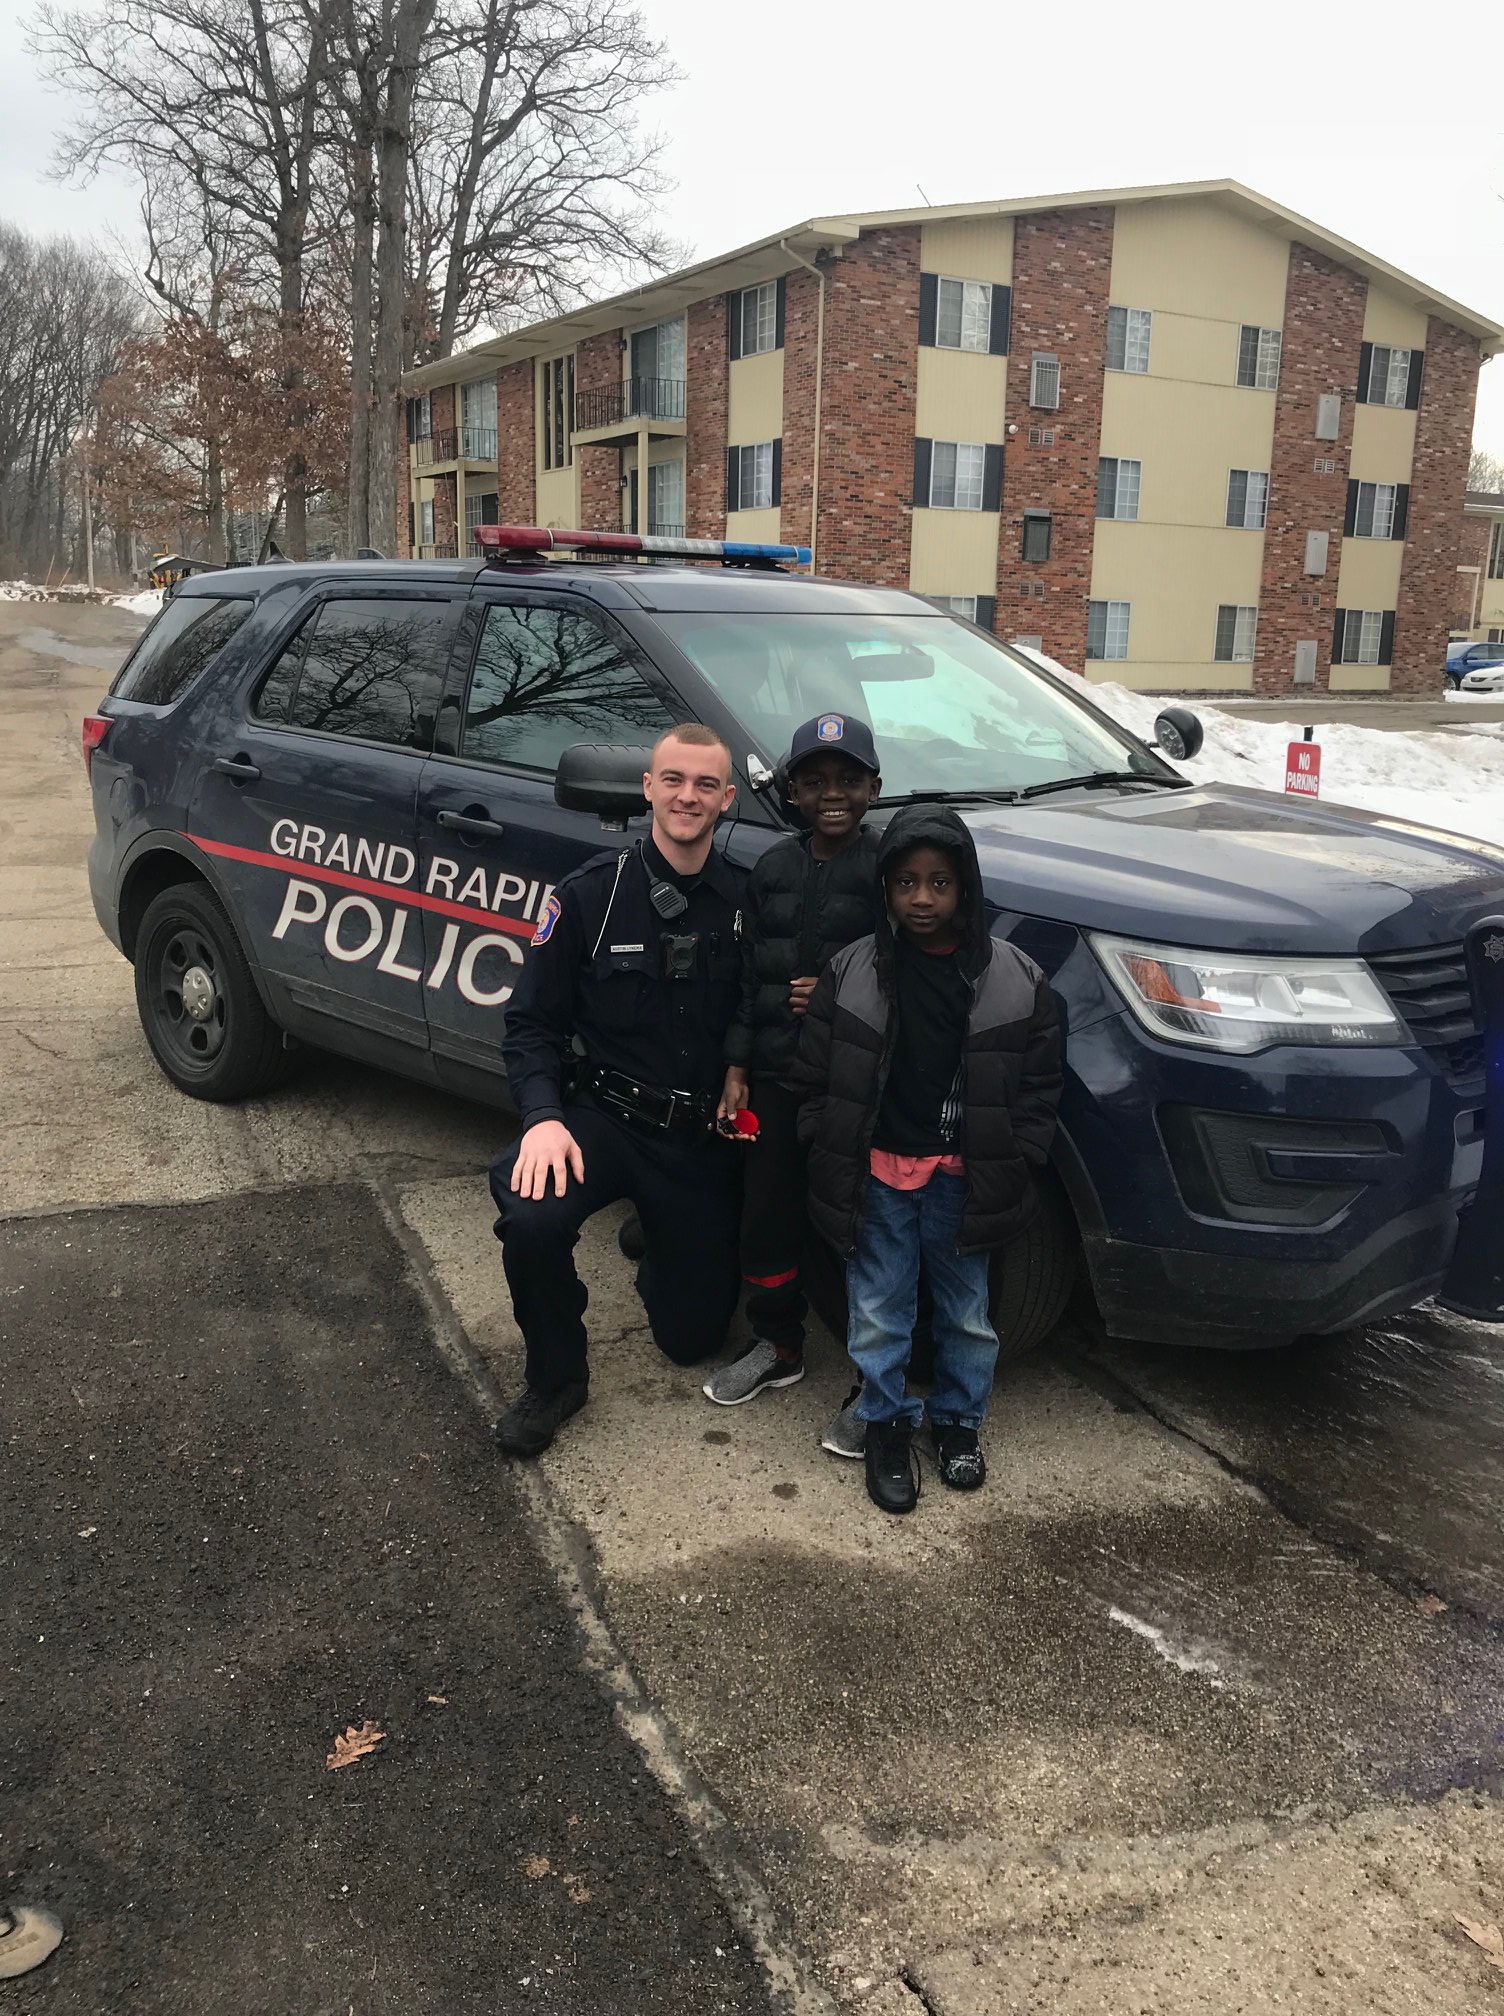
[496,359,535,525]
[1395,319,1483,691]
[808,228,920,584]
[396,442,411,558]
[575,330,622,531]
[432,472,457,556]
[996,207,1114,665]
[1252,244,1367,694]
[431,383,456,440]
[780,267,821,555]
[686,296,728,538]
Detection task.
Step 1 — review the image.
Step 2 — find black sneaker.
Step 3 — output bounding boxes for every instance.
[494,1379,589,1457]
[932,1422,986,1490]
[865,1420,920,1514]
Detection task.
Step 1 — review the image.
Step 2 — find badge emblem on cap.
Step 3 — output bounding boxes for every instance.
[1486,933,1504,963]
[816,714,844,742]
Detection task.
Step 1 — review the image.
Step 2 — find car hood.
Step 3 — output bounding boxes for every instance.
[924,783,1504,954]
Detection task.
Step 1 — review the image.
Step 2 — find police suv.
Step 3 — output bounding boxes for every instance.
[86,527,1504,1351]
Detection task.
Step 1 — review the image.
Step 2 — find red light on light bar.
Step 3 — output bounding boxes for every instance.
[472,525,812,566]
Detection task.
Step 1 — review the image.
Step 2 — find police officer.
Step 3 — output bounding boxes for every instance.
[490,723,747,1456]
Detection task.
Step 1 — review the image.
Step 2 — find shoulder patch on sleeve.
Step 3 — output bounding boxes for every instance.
[531,892,562,946]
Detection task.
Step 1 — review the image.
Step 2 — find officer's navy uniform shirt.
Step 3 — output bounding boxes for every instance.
[502,835,744,1130]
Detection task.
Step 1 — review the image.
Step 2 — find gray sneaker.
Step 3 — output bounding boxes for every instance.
[820,1383,867,1459]
[702,1337,805,1406]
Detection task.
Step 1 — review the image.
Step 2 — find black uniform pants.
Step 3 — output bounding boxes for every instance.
[740,1079,809,1356]
[490,1102,742,1396]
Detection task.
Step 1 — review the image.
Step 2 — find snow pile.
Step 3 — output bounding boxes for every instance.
[112,588,164,617]
[0,580,162,612]
[1019,648,1504,855]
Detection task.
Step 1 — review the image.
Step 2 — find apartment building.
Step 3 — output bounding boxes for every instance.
[397,180,1501,695]
[1458,490,1504,642]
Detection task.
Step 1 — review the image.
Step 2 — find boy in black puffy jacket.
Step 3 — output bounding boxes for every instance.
[702,713,884,1413]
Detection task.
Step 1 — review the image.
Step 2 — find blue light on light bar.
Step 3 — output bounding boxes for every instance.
[474,525,812,566]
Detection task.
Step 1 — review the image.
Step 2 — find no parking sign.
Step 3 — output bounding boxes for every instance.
[1285,737,1322,797]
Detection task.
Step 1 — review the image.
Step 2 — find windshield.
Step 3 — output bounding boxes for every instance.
[653,611,1165,798]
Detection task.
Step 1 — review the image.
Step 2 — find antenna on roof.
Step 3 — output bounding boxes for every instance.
[916,184,932,205]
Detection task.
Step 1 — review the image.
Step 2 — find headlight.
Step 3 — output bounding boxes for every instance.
[1090,934,1406,1052]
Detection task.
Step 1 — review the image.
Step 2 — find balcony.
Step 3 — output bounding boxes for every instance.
[416,541,458,560]
[413,426,498,468]
[573,376,686,445]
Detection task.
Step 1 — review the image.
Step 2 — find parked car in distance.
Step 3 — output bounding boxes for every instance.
[1460,660,1504,694]
[1446,639,1504,688]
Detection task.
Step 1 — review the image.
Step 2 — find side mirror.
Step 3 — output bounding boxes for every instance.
[555,742,651,826]
[1153,706,1204,763]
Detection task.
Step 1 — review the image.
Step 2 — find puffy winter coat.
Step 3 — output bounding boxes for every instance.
[723,827,885,1083]
[792,804,1063,1257]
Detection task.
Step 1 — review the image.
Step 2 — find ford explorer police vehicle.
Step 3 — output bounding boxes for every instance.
[85,527,1504,1351]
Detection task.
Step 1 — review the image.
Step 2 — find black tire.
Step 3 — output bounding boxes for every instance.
[133,882,287,1102]
[987,1167,1080,1362]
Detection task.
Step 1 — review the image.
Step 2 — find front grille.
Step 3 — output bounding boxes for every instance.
[1367,944,1484,1080]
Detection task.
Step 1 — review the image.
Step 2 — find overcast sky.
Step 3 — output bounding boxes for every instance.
[4,0,1502,455]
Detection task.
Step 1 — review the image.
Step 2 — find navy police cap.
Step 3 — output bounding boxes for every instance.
[786,712,881,776]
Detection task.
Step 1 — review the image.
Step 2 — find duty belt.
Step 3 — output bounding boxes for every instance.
[584,1067,713,1134]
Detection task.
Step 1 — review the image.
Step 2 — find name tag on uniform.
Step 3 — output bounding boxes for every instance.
[609,943,646,953]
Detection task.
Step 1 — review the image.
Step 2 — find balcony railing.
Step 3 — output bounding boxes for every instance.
[416,541,458,560]
[575,375,686,433]
[646,521,685,539]
[414,426,498,466]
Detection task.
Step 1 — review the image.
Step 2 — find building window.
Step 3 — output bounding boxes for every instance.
[1361,344,1414,408]
[464,490,499,551]
[1351,481,1397,540]
[1334,608,1395,665]
[1106,306,1152,374]
[1086,600,1130,661]
[1237,326,1282,390]
[727,440,779,512]
[1021,511,1052,563]
[937,277,993,353]
[1029,354,1060,410]
[646,458,684,536]
[930,440,987,511]
[406,392,432,442]
[631,317,686,400]
[1227,469,1269,530]
[738,281,780,358]
[460,378,496,459]
[1490,522,1504,580]
[542,355,574,471]
[418,498,435,547]
[1215,604,1259,662]
[945,595,978,621]
[1097,457,1141,521]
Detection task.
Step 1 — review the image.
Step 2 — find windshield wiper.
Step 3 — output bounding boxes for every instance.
[1018,769,1188,800]
[878,787,1022,806]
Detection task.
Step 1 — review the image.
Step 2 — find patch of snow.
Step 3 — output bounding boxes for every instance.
[1015,646,1504,854]
[1107,1605,1228,1688]
[112,588,164,617]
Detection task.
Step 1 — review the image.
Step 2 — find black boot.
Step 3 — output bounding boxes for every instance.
[494,1380,589,1457]
[864,1419,920,1514]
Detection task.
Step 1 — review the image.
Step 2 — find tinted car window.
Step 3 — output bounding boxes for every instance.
[272,597,453,749]
[112,595,253,705]
[462,601,675,771]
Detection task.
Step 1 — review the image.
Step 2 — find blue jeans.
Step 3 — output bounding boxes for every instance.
[846,1171,999,1430]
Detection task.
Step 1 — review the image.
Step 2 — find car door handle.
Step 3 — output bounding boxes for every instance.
[437,808,507,839]
[213,756,261,782]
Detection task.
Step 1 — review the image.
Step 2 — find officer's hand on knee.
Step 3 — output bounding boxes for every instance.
[512,1120,585,1200]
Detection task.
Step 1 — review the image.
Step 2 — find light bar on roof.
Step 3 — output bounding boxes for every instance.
[474,524,812,566]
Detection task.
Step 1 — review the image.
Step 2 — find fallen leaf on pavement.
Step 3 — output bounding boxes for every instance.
[1454,1914,1504,1969]
[327,1722,385,1770]
[426,1694,448,1706]
[522,1854,551,1879]
[1417,1594,1448,1616]
[566,1880,592,1904]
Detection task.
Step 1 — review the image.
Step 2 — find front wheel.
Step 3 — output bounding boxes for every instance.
[133,882,287,1102]
[988,1167,1080,1362]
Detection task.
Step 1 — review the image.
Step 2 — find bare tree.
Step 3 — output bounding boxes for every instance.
[1469,446,1504,495]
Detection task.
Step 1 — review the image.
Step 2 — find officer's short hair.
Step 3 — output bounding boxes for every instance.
[651,722,732,773]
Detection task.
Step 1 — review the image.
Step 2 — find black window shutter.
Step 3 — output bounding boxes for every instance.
[1343,480,1358,537]
[726,445,739,513]
[989,285,1011,356]
[1405,349,1424,410]
[913,437,933,507]
[1380,610,1396,664]
[1333,608,1348,664]
[1392,484,1410,540]
[771,437,782,507]
[727,292,742,363]
[1356,342,1373,404]
[405,399,417,444]
[982,443,1003,513]
[1214,606,1236,660]
[976,595,996,633]
[774,276,786,351]
[1097,458,1115,518]
[1237,325,1258,387]
[918,272,938,348]
[407,502,415,548]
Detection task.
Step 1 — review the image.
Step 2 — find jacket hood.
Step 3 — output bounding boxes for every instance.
[875,803,991,969]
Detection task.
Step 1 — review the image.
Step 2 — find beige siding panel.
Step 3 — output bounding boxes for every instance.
[535,466,578,527]
[1329,664,1392,691]
[1089,661,1254,693]
[1348,404,1417,482]
[915,349,1008,444]
[1100,375,1276,527]
[1480,577,1504,626]
[727,506,781,543]
[909,508,1001,595]
[727,349,783,444]
[1108,197,1290,326]
[1334,537,1403,611]
[1362,284,1429,350]
[919,216,1014,285]
[1091,520,1263,678]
